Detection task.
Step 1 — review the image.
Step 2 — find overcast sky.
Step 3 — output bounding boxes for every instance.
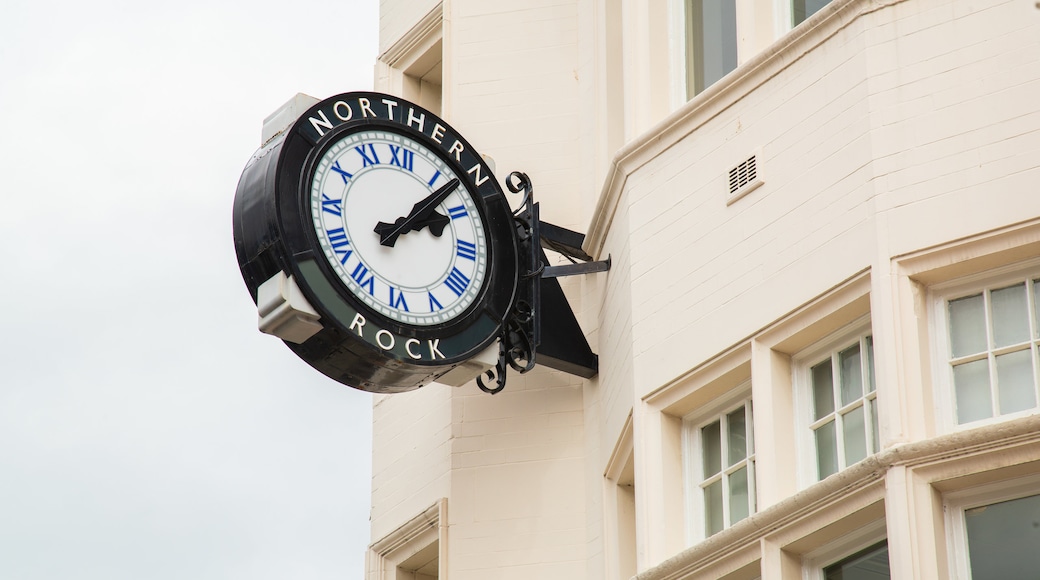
[0,1,378,578]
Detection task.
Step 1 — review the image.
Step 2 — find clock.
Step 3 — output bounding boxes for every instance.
[309,127,488,328]
[233,92,519,393]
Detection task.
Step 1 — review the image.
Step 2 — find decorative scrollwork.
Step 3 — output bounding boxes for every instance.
[477,341,509,394]
[476,172,541,394]
[506,171,533,215]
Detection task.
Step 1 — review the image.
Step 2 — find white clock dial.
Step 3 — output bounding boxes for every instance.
[309,128,489,326]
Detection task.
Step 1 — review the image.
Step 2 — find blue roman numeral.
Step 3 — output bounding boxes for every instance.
[428,292,443,312]
[351,262,375,295]
[356,144,381,167]
[390,287,409,312]
[327,227,352,264]
[447,205,467,220]
[321,194,342,216]
[427,170,441,187]
[331,160,353,183]
[388,145,414,172]
[456,240,477,261]
[444,267,470,297]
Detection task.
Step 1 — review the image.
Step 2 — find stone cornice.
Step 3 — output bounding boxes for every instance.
[378,2,443,67]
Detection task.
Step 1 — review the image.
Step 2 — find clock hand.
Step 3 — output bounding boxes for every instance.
[374,178,461,247]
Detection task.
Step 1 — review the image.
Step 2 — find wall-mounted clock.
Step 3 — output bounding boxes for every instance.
[233,92,519,393]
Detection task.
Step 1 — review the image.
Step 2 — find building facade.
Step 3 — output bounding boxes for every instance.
[365,0,1040,578]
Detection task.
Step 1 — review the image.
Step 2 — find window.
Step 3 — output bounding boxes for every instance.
[684,393,756,539]
[822,541,890,579]
[940,275,1040,426]
[945,476,1040,579]
[964,493,1040,578]
[802,331,879,481]
[684,0,737,97]
[792,0,832,27]
[802,519,889,580]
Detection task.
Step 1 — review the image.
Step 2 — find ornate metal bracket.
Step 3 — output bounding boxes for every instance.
[476,172,609,395]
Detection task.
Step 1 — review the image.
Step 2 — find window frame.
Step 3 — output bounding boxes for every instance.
[929,261,1040,433]
[943,474,1040,580]
[367,499,446,580]
[793,318,879,487]
[376,3,444,116]
[681,386,756,544]
[674,0,739,100]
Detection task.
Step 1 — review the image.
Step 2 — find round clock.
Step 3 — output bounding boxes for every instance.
[309,127,488,328]
[233,92,519,393]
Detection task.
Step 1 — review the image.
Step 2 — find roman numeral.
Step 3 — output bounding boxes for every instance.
[447,205,467,220]
[427,170,441,187]
[428,292,443,312]
[351,262,375,295]
[388,145,414,172]
[356,144,381,167]
[390,287,409,312]
[321,194,342,216]
[330,160,353,183]
[456,239,477,261]
[327,227,352,264]
[444,267,470,297]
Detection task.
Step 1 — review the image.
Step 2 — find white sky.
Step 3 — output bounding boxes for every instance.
[0,1,379,578]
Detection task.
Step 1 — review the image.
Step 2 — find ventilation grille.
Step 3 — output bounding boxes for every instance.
[729,156,756,193]
[726,150,763,205]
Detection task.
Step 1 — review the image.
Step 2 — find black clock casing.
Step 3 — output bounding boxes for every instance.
[233,92,519,393]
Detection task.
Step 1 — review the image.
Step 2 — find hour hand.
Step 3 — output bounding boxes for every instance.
[374,178,460,247]
[374,212,450,247]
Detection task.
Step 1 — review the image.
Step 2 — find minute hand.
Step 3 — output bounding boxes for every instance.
[374,178,461,247]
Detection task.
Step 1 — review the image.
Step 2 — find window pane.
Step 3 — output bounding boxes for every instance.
[746,403,755,455]
[704,480,723,537]
[870,399,880,453]
[823,541,890,580]
[949,293,988,358]
[991,283,1029,348]
[966,493,1040,580]
[815,421,839,479]
[996,349,1036,415]
[865,336,876,393]
[842,405,867,465]
[954,359,992,424]
[729,466,749,525]
[1034,279,1040,339]
[840,343,864,406]
[727,407,747,466]
[813,360,835,420]
[687,0,737,95]
[792,0,833,27]
[702,420,722,477]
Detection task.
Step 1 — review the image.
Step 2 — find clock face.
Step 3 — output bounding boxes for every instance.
[309,127,490,327]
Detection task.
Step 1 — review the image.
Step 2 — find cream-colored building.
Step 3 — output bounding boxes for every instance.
[365,0,1040,578]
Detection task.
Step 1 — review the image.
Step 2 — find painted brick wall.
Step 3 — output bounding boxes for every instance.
[369,384,452,542]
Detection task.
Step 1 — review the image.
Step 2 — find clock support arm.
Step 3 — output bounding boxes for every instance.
[476,172,607,394]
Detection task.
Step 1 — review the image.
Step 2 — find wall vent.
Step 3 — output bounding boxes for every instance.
[727,149,763,205]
